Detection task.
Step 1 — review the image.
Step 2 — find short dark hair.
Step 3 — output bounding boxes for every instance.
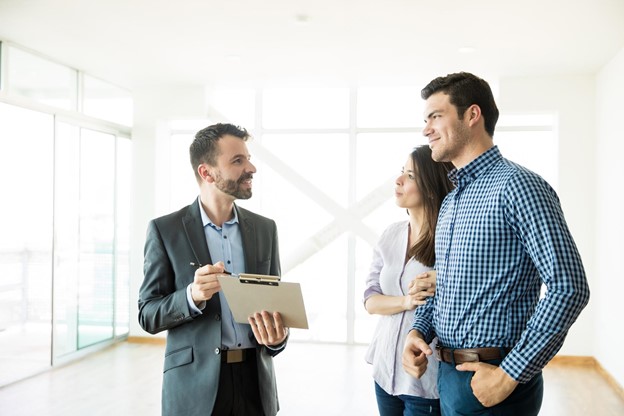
[407,145,454,267]
[421,72,499,137]
[189,123,251,182]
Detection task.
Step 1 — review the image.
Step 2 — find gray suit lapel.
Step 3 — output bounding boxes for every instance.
[235,204,256,273]
[182,199,213,267]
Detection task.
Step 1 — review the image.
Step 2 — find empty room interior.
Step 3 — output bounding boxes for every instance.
[0,0,623,415]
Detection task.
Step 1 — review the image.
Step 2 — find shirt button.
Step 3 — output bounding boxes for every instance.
[238,343,241,347]
[227,260,231,264]
[214,348,220,355]
[223,235,228,239]
[215,313,221,321]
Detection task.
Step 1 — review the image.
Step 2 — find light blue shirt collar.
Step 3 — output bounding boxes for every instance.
[197,197,239,229]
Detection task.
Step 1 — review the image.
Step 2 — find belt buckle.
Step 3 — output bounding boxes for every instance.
[226,349,244,364]
[434,344,444,362]
[461,351,480,363]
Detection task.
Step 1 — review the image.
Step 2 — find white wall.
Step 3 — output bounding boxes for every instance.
[595,47,624,388]
[127,73,608,366]
[498,74,596,357]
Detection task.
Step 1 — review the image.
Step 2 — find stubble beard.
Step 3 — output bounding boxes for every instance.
[431,120,470,163]
[214,172,253,200]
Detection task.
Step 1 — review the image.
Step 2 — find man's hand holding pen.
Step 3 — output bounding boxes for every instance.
[190,261,225,305]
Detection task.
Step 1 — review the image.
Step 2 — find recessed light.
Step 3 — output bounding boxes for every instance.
[295,14,310,25]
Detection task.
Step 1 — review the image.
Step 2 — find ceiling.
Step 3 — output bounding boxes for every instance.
[0,0,623,91]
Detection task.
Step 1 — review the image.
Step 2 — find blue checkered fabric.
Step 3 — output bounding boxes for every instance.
[412,146,590,383]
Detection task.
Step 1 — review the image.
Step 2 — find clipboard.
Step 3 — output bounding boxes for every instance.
[217,273,309,329]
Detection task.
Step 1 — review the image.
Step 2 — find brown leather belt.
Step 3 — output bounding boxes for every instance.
[221,349,252,364]
[435,345,510,365]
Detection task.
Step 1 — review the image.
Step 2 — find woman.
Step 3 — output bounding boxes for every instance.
[364,145,454,416]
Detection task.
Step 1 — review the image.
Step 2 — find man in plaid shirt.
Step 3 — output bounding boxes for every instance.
[402,72,590,415]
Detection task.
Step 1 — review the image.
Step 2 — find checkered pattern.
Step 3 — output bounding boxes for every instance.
[412,146,589,383]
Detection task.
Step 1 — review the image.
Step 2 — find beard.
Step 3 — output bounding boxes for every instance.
[214,171,253,200]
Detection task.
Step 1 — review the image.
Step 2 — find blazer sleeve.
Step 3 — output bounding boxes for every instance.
[138,219,195,334]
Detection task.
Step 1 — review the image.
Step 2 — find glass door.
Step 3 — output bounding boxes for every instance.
[76,128,115,348]
[53,124,131,359]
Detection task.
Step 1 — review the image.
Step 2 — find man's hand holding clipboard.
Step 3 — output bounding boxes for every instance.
[248,311,289,347]
[217,272,309,330]
[190,261,304,346]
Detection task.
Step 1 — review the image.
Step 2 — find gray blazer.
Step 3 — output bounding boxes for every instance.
[138,200,283,416]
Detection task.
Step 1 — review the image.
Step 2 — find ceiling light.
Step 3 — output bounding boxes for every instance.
[295,14,310,25]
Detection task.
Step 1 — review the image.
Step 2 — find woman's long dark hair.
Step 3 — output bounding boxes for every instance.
[407,145,455,267]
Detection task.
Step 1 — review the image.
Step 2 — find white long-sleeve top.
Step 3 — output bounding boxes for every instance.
[363,220,439,398]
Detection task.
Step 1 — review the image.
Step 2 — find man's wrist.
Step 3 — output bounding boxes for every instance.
[408,329,425,340]
[186,284,205,314]
[498,365,519,386]
[266,335,288,351]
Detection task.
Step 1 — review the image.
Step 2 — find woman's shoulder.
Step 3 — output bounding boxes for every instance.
[382,220,409,234]
[377,220,409,245]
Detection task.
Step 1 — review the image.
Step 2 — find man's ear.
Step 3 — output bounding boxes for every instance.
[198,164,214,183]
[466,104,482,127]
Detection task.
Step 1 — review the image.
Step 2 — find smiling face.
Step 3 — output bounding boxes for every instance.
[209,134,256,200]
[394,156,422,210]
[422,91,471,165]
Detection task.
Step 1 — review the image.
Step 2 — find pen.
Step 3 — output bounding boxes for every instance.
[190,262,235,276]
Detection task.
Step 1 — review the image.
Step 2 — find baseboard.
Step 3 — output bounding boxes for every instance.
[123,339,624,400]
[547,355,595,367]
[594,358,624,400]
[127,336,166,345]
[548,355,623,399]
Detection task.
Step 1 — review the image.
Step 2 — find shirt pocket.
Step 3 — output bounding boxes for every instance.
[163,346,193,373]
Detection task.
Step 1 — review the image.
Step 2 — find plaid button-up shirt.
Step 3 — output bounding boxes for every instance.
[412,146,590,383]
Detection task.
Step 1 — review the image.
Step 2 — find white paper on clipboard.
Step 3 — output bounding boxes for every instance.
[217,273,309,329]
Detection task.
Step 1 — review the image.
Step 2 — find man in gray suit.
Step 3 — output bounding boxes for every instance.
[138,123,288,416]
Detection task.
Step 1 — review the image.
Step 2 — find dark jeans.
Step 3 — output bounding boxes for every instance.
[375,382,441,416]
[437,361,543,416]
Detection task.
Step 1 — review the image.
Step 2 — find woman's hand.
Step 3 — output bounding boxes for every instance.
[407,270,436,306]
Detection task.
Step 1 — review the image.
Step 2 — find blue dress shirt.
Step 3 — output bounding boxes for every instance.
[186,198,255,350]
[411,146,590,383]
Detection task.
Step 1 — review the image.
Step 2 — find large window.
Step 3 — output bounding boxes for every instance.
[2,42,132,127]
[6,45,78,110]
[0,103,54,386]
[162,87,557,345]
[0,42,132,386]
[83,74,133,126]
